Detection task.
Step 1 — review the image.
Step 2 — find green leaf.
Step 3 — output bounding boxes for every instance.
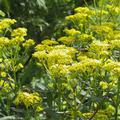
[0,10,5,17]
[0,116,23,120]
[36,0,47,11]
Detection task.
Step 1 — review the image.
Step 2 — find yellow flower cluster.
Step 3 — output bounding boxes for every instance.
[14,63,24,72]
[69,58,101,73]
[103,60,120,77]
[58,36,74,45]
[110,39,120,49]
[0,19,16,30]
[0,37,9,46]
[41,39,58,46]
[99,81,108,90]
[91,24,113,36]
[33,42,77,67]
[96,10,108,17]
[23,39,35,48]
[0,80,15,93]
[83,105,115,120]
[78,33,94,43]
[49,64,70,78]
[0,71,7,77]
[14,91,42,109]
[11,28,27,37]
[74,7,95,15]
[64,28,81,36]
[65,7,95,24]
[89,41,109,50]
[107,5,120,14]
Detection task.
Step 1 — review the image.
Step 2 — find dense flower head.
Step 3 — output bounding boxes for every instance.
[10,37,25,45]
[103,60,120,77]
[14,91,42,108]
[103,60,120,71]
[65,12,91,23]
[99,81,108,90]
[46,48,73,66]
[95,9,108,17]
[108,31,120,40]
[107,5,120,14]
[64,28,81,36]
[91,24,113,36]
[78,33,94,43]
[33,43,77,67]
[11,28,27,37]
[0,80,15,93]
[110,39,120,49]
[58,36,75,45]
[0,37,9,46]
[41,39,59,46]
[0,71,7,77]
[83,105,115,120]
[69,58,101,73]
[74,7,95,15]
[33,51,48,63]
[89,41,109,52]
[23,39,35,48]
[49,64,70,78]
[35,44,53,51]
[0,19,16,30]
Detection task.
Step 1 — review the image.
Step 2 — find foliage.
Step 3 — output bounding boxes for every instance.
[0,0,120,120]
[32,0,120,119]
[0,0,77,40]
[0,16,43,119]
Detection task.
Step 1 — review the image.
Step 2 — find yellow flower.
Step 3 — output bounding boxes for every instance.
[91,24,113,35]
[64,28,81,36]
[112,68,120,77]
[14,63,24,72]
[99,81,108,90]
[58,36,75,45]
[10,37,25,45]
[105,105,115,115]
[89,41,109,52]
[103,60,120,71]
[0,37,9,46]
[33,51,48,63]
[107,5,120,14]
[41,39,58,46]
[35,44,53,51]
[14,91,42,108]
[74,7,95,16]
[47,48,73,66]
[0,80,14,93]
[0,19,16,30]
[0,58,2,62]
[69,58,101,73]
[78,33,94,43]
[1,71,7,77]
[96,10,108,17]
[49,64,70,77]
[36,106,43,112]
[66,13,91,23]
[110,40,120,49]
[23,39,35,48]
[11,28,27,37]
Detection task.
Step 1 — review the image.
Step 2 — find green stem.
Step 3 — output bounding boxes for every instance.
[115,77,120,120]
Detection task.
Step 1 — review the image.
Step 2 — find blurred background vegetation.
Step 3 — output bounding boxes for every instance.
[0,0,93,41]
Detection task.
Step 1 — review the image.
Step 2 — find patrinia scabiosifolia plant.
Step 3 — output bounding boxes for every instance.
[33,0,120,120]
[0,17,43,119]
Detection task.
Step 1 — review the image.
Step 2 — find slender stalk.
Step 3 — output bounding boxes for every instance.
[115,77,120,120]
